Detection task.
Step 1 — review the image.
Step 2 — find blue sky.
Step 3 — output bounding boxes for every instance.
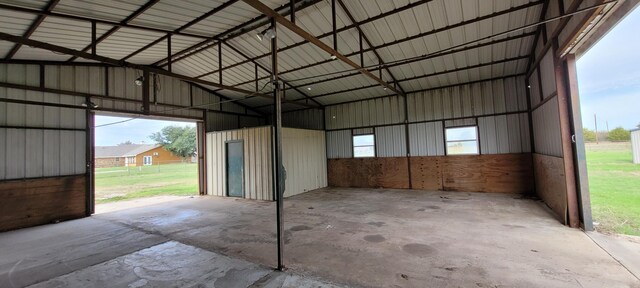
[95,115,195,146]
[576,5,640,130]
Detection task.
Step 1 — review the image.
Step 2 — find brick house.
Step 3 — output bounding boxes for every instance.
[94,144,186,168]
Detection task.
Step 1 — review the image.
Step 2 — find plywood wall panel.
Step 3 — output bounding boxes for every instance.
[327,157,410,189]
[0,175,86,232]
[410,156,444,191]
[442,154,533,194]
[533,153,568,224]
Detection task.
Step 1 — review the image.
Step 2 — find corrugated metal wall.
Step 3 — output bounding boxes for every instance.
[326,130,352,159]
[206,126,273,200]
[409,122,445,156]
[0,64,86,180]
[532,97,563,157]
[282,108,324,130]
[206,126,327,200]
[325,96,405,130]
[375,125,406,157]
[325,76,531,158]
[282,128,327,197]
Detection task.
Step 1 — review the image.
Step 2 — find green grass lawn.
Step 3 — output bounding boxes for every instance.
[95,163,198,204]
[586,142,640,236]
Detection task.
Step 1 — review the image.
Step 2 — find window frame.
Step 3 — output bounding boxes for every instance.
[352,133,376,158]
[444,125,480,156]
[143,155,153,165]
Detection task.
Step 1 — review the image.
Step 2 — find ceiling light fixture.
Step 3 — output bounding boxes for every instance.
[307,87,312,91]
[81,100,98,109]
[257,27,276,41]
[134,76,144,86]
[330,55,337,60]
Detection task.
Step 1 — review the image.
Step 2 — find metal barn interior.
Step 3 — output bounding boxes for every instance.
[1,0,639,287]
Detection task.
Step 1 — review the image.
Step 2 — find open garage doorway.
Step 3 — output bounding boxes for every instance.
[93,113,199,214]
[575,5,640,236]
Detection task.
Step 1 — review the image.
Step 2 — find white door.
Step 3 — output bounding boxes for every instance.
[143,156,152,165]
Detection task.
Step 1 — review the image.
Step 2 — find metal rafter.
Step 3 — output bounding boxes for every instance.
[4,0,60,60]
[252,55,529,108]
[198,0,437,77]
[152,0,324,67]
[66,0,160,62]
[241,0,402,95]
[337,0,405,95]
[0,31,318,109]
[222,42,323,107]
[121,0,240,61]
[0,3,209,39]
[526,0,551,72]
[284,33,534,92]
[201,0,542,84]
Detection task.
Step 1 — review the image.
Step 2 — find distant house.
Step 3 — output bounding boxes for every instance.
[94,144,186,168]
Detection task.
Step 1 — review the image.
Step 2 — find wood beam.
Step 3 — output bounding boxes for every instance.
[202,0,541,79]
[236,33,534,95]
[222,42,323,107]
[242,0,401,94]
[253,56,529,108]
[4,0,60,60]
[152,0,323,67]
[337,0,406,95]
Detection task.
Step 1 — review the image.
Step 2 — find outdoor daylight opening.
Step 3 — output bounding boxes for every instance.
[93,114,199,213]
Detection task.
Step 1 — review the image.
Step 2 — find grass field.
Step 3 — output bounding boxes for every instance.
[586,142,640,236]
[95,163,198,204]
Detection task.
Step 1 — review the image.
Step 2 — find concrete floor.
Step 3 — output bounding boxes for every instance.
[1,188,639,287]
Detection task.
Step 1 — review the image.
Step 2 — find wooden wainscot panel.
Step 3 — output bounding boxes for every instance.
[533,153,568,224]
[328,158,410,189]
[410,154,533,194]
[0,175,87,232]
[409,156,444,191]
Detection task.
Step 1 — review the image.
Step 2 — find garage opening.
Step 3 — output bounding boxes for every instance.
[93,114,199,213]
[576,6,640,236]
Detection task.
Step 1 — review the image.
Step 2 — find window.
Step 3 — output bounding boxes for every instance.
[115,157,119,162]
[143,156,153,165]
[445,126,479,155]
[353,134,375,157]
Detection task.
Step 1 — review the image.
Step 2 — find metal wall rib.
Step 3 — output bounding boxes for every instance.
[326,76,531,158]
[206,126,327,200]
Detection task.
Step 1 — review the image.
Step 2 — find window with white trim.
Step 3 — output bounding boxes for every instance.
[445,126,479,155]
[353,134,375,158]
[143,156,153,165]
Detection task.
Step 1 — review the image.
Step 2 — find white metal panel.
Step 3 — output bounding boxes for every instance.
[632,130,640,164]
[282,108,323,130]
[5,129,26,179]
[532,97,563,157]
[375,125,406,157]
[206,126,272,200]
[529,68,541,107]
[25,129,43,178]
[409,121,445,156]
[539,49,557,99]
[326,129,352,159]
[282,128,327,197]
[325,95,405,129]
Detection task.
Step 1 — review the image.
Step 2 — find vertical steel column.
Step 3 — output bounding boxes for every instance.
[167,34,172,72]
[85,108,95,216]
[91,20,96,56]
[270,18,285,271]
[142,70,150,114]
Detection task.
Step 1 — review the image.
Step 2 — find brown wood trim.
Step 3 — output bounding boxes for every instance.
[553,45,580,228]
